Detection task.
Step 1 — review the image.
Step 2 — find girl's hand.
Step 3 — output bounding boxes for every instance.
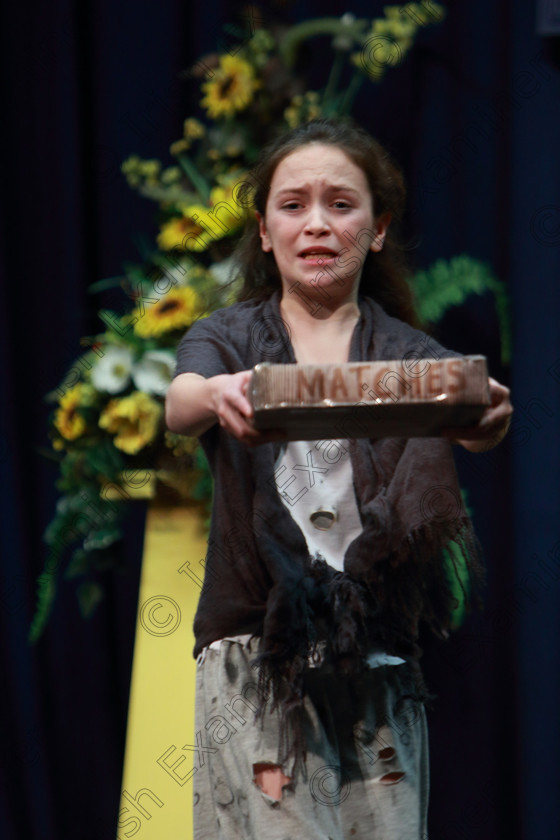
[440,377,513,453]
[213,370,285,447]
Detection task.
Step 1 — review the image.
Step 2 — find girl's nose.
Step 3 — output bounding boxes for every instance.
[303,203,330,234]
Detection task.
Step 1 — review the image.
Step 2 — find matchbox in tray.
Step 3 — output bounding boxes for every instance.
[250,356,490,440]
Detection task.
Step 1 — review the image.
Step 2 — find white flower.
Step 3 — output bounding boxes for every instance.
[333,13,356,50]
[91,346,134,394]
[132,350,176,396]
[208,256,238,285]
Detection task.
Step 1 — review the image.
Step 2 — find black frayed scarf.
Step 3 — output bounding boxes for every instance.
[194,291,484,771]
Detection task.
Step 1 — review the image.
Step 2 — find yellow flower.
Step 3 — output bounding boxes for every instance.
[284,91,323,129]
[354,4,445,81]
[183,118,205,140]
[352,29,404,81]
[207,184,247,236]
[164,430,199,457]
[284,106,299,128]
[201,54,260,119]
[121,156,163,186]
[161,166,182,184]
[53,383,92,441]
[158,186,249,254]
[170,138,190,156]
[138,159,161,184]
[157,206,213,252]
[99,392,162,455]
[132,287,202,339]
[121,155,142,187]
[225,141,242,157]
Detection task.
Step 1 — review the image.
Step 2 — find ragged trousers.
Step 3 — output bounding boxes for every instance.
[192,636,429,840]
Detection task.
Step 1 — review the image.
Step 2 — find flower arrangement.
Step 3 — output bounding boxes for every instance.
[34,3,510,640]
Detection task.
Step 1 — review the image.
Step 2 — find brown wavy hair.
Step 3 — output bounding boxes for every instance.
[233,118,419,327]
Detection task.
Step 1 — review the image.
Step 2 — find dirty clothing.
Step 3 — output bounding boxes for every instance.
[174,292,481,837]
[174,292,477,678]
[192,636,429,840]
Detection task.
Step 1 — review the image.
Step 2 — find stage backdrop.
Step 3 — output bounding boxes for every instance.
[2,1,559,839]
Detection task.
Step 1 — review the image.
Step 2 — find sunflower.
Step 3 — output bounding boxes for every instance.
[157,205,212,252]
[53,383,92,441]
[98,391,162,455]
[206,184,248,237]
[132,286,202,339]
[201,54,261,119]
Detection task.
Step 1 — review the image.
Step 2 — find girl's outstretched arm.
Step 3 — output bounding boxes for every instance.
[166,370,281,446]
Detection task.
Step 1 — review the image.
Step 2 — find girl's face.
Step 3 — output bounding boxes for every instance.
[257,143,389,306]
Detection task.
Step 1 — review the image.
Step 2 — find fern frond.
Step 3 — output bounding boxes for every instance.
[409,255,511,364]
[28,572,57,643]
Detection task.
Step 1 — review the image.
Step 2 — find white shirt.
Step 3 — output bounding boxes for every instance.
[198,440,405,670]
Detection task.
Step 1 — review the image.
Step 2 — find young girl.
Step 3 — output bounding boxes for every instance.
[166,119,512,840]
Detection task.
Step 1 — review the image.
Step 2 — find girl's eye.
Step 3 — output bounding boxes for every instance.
[333,200,351,209]
[282,202,301,210]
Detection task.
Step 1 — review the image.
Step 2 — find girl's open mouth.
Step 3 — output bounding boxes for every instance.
[299,249,338,264]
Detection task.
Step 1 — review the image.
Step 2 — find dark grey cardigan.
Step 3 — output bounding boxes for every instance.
[174,291,482,763]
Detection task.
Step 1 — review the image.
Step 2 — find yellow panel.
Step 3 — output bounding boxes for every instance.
[118,502,208,840]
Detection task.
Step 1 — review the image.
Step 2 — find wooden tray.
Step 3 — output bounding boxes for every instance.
[250,356,490,440]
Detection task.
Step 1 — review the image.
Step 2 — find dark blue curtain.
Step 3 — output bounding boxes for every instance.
[2,1,558,838]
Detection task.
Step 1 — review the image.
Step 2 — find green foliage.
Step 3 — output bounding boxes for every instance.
[441,491,475,628]
[443,541,472,630]
[77,581,106,619]
[31,460,129,640]
[29,573,58,643]
[409,255,511,364]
